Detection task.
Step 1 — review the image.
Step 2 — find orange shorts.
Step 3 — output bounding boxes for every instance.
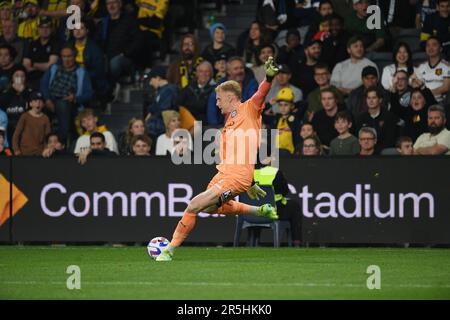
[207,173,252,206]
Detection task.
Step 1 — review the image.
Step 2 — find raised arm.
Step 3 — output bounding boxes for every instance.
[250,56,279,108]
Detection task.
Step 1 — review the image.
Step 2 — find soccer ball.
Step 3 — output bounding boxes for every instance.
[147,237,169,259]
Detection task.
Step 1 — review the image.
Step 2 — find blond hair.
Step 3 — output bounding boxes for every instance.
[215,80,242,99]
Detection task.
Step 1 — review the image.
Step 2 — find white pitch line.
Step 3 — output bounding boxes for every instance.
[1,281,450,289]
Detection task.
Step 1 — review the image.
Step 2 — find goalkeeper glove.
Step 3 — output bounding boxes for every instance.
[264,56,279,80]
[247,183,267,200]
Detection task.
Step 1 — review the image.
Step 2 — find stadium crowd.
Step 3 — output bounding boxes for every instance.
[0,0,450,160]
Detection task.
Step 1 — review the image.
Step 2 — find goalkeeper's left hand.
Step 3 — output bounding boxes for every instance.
[264,56,279,78]
[247,183,267,200]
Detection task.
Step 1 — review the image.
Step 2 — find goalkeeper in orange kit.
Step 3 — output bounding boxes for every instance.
[156,57,280,261]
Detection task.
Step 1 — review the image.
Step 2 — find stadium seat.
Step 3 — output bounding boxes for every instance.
[380,148,400,155]
[412,52,427,67]
[366,52,393,73]
[233,185,292,248]
[393,28,421,53]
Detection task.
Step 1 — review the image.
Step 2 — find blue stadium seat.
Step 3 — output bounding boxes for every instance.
[233,185,292,247]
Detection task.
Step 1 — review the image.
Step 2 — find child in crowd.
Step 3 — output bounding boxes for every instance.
[329,111,360,155]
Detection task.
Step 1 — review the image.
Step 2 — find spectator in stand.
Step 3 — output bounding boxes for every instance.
[178,61,215,124]
[71,18,110,109]
[329,110,360,155]
[0,19,26,65]
[17,0,41,40]
[0,44,22,93]
[415,36,450,103]
[207,56,258,125]
[304,0,334,44]
[168,34,204,89]
[301,135,323,156]
[293,0,322,36]
[311,88,344,148]
[96,0,140,93]
[0,66,33,143]
[414,104,450,154]
[42,132,66,158]
[0,1,13,34]
[416,0,438,28]
[396,136,414,155]
[358,126,378,156]
[155,110,192,156]
[290,38,322,98]
[295,121,316,155]
[345,0,386,52]
[320,13,350,71]
[202,23,236,65]
[131,134,152,156]
[306,63,344,122]
[73,108,118,154]
[236,21,271,67]
[252,44,276,84]
[388,70,414,117]
[22,16,59,90]
[331,36,378,95]
[0,126,12,156]
[213,52,228,82]
[420,0,450,59]
[78,132,117,165]
[145,65,179,139]
[40,46,93,146]
[0,108,7,147]
[277,28,304,70]
[346,66,389,119]
[381,42,416,92]
[12,91,51,156]
[118,118,149,156]
[356,86,400,151]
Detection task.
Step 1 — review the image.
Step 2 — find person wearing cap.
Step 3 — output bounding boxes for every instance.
[345,0,386,52]
[347,65,389,119]
[201,22,236,65]
[145,65,179,138]
[0,126,12,156]
[290,38,322,98]
[277,28,305,70]
[252,44,276,84]
[213,52,228,82]
[18,0,41,40]
[12,90,51,156]
[23,16,59,90]
[331,36,378,95]
[266,64,303,114]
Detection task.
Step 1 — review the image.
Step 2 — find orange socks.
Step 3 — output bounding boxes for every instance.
[217,200,254,215]
[170,212,197,247]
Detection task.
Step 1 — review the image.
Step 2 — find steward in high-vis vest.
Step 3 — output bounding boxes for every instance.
[253,164,302,247]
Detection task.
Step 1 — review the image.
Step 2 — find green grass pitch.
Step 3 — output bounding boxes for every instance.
[1,246,449,299]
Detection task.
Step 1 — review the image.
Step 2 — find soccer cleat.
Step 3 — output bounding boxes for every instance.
[156,249,173,261]
[257,204,279,220]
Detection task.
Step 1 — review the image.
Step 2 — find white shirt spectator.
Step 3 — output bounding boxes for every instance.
[331,58,378,91]
[74,131,119,154]
[414,128,450,155]
[381,64,417,91]
[416,59,450,102]
[156,129,193,156]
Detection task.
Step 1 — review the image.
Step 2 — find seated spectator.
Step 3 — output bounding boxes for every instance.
[311,88,344,148]
[78,132,117,165]
[144,65,179,139]
[276,28,304,70]
[167,34,204,89]
[388,70,414,115]
[40,45,94,146]
[416,0,438,28]
[0,108,7,147]
[252,44,276,84]
[42,132,66,158]
[306,63,344,121]
[304,0,334,44]
[331,36,378,95]
[381,42,416,92]
[207,57,258,125]
[178,61,215,123]
[0,44,23,92]
[320,13,351,71]
[266,64,303,115]
[73,108,118,154]
[22,16,59,90]
[290,39,322,98]
[118,118,149,156]
[0,19,26,65]
[236,21,271,67]
[293,0,322,33]
[12,91,51,156]
[18,0,40,40]
[0,66,33,143]
[345,0,386,52]
[358,126,378,156]
[329,111,360,155]
[156,110,192,156]
[213,52,228,82]
[346,66,389,119]
[130,134,152,156]
[0,126,12,156]
[202,23,236,65]
[396,136,414,155]
[415,36,450,103]
[356,86,400,151]
[301,135,323,156]
[414,104,450,154]
[0,1,13,32]
[420,0,450,59]
[295,121,316,155]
